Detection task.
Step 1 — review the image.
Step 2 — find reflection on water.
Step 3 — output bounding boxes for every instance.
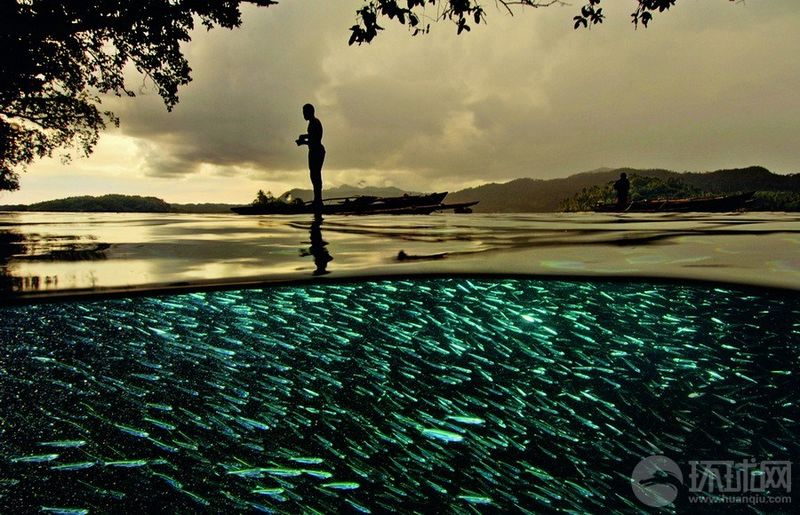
[300,216,333,276]
[1,211,799,299]
[0,226,108,293]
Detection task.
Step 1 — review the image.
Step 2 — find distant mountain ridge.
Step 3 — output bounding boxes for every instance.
[281,184,422,201]
[1,194,172,212]
[1,166,797,213]
[446,165,800,212]
[0,194,236,213]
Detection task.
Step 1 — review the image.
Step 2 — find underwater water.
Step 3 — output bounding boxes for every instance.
[1,278,798,513]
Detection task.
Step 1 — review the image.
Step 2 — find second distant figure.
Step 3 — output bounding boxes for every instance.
[614,172,630,209]
[295,103,325,212]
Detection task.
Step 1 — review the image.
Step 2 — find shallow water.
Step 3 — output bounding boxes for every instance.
[1,278,798,512]
[1,211,799,300]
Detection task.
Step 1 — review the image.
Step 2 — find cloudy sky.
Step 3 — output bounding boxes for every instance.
[4,0,799,204]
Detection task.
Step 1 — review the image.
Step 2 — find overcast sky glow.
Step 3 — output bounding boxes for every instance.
[4,0,799,204]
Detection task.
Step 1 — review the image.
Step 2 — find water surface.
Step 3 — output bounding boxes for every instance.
[1,211,799,300]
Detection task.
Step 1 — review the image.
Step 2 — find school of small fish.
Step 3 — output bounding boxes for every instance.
[1,279,798,512]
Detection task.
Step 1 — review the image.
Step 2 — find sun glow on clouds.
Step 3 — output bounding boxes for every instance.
[9,133,294,204]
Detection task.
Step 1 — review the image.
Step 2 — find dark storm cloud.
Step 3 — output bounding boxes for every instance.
[106,1,799,189]
[109,2,343,178]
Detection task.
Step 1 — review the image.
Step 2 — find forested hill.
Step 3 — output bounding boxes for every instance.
[1,194,172,212]
[446,166,800,212]
[0,194,237,213]
[574,166,800,193]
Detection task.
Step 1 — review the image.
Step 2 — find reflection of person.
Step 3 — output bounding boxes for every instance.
[613,172,630,208]
[300,216,332,275]
[295,104,325,212]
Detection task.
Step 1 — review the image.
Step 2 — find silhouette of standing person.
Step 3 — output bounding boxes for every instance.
[295,104,325,213]
[614,172,630,209]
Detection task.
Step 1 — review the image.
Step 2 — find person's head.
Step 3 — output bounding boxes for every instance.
[302,103,315,120]
[620,172,627,179]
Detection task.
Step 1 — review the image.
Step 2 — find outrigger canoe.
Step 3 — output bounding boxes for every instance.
[231,192,479,215]
[594,191,755,213]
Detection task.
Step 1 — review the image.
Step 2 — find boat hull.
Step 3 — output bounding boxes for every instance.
[594,192,755,213]
[232,192,455,215]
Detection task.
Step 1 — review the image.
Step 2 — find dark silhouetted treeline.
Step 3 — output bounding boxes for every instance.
[2,194,171,212]
[751,191,800,211]
[560,176,703,212]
